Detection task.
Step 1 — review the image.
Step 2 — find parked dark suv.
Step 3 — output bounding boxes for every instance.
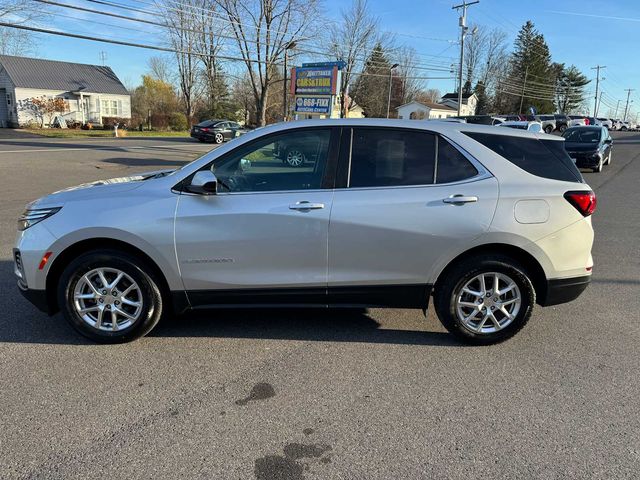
[554,114,570,133]
[562,126,612,173]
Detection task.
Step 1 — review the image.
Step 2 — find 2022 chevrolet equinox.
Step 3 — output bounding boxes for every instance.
[14,120,595,344]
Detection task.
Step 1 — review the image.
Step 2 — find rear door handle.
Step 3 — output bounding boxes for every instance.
[443,195,478,205]
[289,201,325,210]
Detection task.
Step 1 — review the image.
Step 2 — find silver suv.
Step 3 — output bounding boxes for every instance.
[14,120,595,344]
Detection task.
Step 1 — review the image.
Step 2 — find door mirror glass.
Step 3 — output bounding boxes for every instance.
[240,158,252,171]
[605,138,612,144]
[186,170,217,195]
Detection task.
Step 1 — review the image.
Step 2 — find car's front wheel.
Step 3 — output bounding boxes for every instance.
[214,132,224,144]
[434,255,535,345]
[606,150,612,165]
[559,124,567,133]
[285,148,305,167]
[57,250,164,343]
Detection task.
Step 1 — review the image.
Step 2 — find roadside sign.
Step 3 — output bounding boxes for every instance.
[294,96,332,114]
[292,66,338,96]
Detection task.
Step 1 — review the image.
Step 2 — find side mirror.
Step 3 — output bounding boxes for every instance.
[605,138,613,144]
[185,170,217,195]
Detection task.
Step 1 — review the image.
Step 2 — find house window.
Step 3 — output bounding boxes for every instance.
[101,99,119,116]
[6,93,11,106]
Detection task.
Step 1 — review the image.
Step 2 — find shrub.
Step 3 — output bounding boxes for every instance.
[102,117,130,130]
[169,112,188,131]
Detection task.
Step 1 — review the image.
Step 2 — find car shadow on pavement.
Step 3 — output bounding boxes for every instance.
[1,260,460,346]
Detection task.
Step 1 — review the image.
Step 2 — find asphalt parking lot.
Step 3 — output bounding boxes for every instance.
[0,133,639,479]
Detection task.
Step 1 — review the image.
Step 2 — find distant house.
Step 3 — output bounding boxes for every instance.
[439,92,478,116]
[0,55,131,128]
[396,100,457,120]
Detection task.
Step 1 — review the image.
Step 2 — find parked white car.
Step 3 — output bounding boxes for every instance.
[568,115,588,127]
[597,118,613,129]
[498,121,543,133]
[14,119,595,345]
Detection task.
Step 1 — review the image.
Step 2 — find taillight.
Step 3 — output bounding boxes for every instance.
[564,191,597,217]
[201,127,210,132]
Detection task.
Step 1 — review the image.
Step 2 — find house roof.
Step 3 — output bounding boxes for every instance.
[442,92,475,100]
[0,55,129,95]
[396,100,456,111]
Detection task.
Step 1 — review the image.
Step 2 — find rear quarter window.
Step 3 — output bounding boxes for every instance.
[463,132,583,183]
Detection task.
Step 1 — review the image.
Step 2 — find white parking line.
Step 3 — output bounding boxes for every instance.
[0,145,215,154]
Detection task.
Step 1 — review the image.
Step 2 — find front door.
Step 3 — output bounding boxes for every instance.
[175,127,338,307]
[328,127,499,307]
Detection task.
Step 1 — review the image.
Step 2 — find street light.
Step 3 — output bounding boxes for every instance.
[283,41,297,121]
[386,63,399,119]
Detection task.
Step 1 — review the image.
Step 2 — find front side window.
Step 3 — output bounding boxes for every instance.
[208,129,331,193]
[349,129,435,187]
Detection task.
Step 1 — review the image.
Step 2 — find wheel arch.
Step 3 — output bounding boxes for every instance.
[433,243,548,304]
[45,237,175,314]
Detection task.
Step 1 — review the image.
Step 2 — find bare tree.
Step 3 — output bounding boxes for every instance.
[463,24,488,87]
[216,0,319,126]
[0,0,43,55]
[158,0,201,125]
[393,46,425,104]
[147,56,174,83]
[328,0,379,117]
[193,0,227,115]
[480,27,509,89]
[416,88,442,104]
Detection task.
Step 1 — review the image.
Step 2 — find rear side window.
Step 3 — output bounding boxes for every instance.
[349,129,435,187]
[464,132,583,183]
[436,138,478,183]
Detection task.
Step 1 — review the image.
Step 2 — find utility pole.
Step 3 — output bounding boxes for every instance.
[386,63,399,118]
[597,91,603,118]
[282,41,297,121]
[614,99,621,118]
[591,65,606,117]
[453,0,479,116]
[519,66,529,115]
[623,89,635,121]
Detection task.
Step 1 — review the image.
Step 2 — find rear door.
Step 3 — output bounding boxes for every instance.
[327,127,499,307]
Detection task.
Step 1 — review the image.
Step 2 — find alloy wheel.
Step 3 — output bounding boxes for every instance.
[73,267,143,332]
[215,133,224,143]
[286,150,304,167]
[455,272,521,334]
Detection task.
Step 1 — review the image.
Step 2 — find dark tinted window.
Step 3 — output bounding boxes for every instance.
[350,129,435,187]
[464,132,583,183]
[436,138,478,183]
[197,120,215,127]
[562,128,602,143]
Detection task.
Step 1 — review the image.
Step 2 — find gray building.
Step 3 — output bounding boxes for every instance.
[0,55,131,128]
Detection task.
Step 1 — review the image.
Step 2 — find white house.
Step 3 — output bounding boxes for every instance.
[439,92,478,116]
[0,55,131,128]
[396,100,457,120]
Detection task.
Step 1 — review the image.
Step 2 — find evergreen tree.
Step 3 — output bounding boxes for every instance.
[351,43,394,118]
[508,21,555,113]
[555,65,590,114]
[474,81,489,115]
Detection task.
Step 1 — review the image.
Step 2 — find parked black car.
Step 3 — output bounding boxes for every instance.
[190,120,244,143]
[554,114,570,133]
[562,126,612,173]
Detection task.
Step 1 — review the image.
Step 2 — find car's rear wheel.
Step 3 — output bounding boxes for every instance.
[214,132,224,144]
[559,124,567,133]
[544,125,553,134]
[434,255,535,345]
[606,150,612,165]
[57,250,163,343]
[285,148,305,167]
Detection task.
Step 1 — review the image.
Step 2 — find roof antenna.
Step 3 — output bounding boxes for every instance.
[99,51,107,66]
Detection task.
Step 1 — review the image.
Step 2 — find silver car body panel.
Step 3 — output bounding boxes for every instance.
[15,119,594,308]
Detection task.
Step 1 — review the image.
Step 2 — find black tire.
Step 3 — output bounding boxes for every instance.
[605,150,612,165]
[559,124,567,133]
[434,255,535,345]
[593,158,603,173]
[57,249,164,343]
[544,125,553,134]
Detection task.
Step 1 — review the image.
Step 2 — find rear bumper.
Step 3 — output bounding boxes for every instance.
[539,275,591,306]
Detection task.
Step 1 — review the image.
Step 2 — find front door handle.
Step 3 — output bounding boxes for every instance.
[289,201,325,210]
[443,194,478,205]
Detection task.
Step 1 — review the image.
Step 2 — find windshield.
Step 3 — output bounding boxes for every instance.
[563,129,601,143]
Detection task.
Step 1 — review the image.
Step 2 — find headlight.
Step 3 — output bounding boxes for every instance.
[592,152,602,160]
[18,207,61,231]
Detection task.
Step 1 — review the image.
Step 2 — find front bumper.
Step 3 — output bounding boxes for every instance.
[17,282,50,314]
[570,154,601,168]
[539,275,591,306]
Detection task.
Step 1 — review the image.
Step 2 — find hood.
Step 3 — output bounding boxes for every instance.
[29,169,174,208]
[563,142,600,153]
